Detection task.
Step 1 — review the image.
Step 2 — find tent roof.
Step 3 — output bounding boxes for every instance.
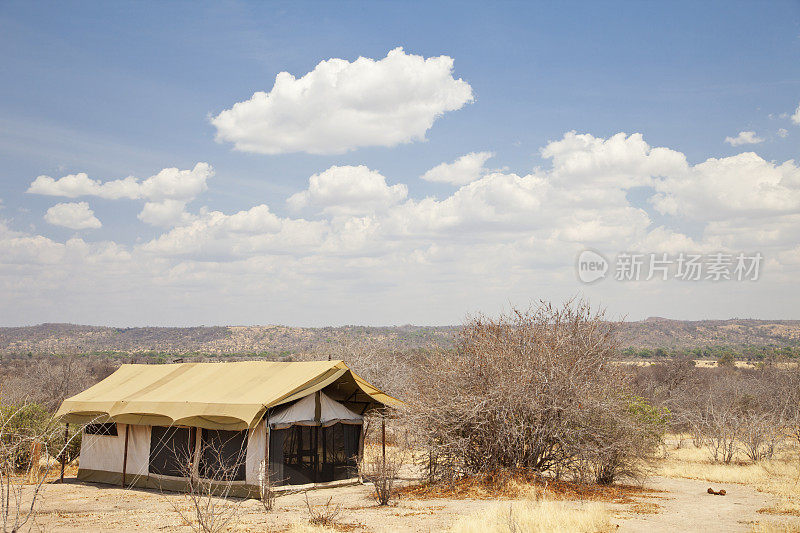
[55,360,400,430]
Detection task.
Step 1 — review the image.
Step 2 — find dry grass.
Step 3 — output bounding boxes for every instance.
[659,443,800,488]
[398,470,651,504]
[449,499,612,533]
[751,522,800,532]
[286,524,337,533]
[660,435,800,527]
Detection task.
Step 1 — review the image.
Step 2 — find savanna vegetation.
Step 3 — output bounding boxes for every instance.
[2,300,800,531]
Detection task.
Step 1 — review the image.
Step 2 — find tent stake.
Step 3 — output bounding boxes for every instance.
[121,424,129,487]
[60,423,68,483]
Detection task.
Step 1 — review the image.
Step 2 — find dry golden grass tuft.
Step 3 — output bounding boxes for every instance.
[449,499,613,533]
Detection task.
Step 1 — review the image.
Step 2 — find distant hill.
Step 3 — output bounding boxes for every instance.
[0,323,458,355]
[0,318,798,356]
[615,318,800,349]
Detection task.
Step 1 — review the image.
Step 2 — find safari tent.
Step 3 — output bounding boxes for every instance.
[54,360,400,497]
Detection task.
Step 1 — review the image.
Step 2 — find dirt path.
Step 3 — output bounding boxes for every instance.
[20,474,800,532]
[615,476,792,532]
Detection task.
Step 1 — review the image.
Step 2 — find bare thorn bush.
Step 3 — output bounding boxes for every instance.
[165,432,246,533]
[403,300,664,486]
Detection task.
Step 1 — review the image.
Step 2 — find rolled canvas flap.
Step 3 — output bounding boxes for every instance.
[268,391,363,429]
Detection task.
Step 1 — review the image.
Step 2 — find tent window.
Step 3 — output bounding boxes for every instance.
[199,429,247,482]
[149,426,191,477]
[84,423,118,436]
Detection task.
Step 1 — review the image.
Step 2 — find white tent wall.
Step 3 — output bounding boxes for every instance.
[78,424,150,478]
[245,420,266,486]
[74,394,365,494]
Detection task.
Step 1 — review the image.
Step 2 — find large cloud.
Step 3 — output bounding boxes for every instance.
[211,48,474,154]
[420,151,494,185]
[44,202,102,230]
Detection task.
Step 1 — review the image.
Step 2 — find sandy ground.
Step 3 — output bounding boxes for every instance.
[614,476,797,533]
[19,474,800,532]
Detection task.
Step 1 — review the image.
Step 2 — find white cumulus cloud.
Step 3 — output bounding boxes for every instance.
[420,151,494,185]
[724,131,764,146]
[778,128,789,138]
[28,163,213,227]
[792,102,800,125]
[7,130,800,326]
[651,152,800,219]
[287,165,408,216]
[541,131,687,188]
[44,202,102,230]
[28,163,212,201]
[211,48,474,154]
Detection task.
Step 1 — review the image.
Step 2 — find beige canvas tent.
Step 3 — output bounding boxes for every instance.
[55,360,400,497]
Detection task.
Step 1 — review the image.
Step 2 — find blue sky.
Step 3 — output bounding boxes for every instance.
[1,1,799,326]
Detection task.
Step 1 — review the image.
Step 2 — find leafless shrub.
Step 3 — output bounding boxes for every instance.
[305,494,340,527]
[702,396,740,464]
[257,462,276,513]
[361,453,404,505]
[630,359,794,464]
[164,431,246,533]
[0,355,116,411]
[0,404,82,533]
[403,300,664,486]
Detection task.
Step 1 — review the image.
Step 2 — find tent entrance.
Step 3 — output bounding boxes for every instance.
[269,423,361,486]
[267,391,363,486]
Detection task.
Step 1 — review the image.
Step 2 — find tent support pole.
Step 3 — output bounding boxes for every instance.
[60,423,68,483]
[121,424,129,487]
[381,413,386,470]
[264,420,270,495]
[313,426,318,484]
[357,421,366,482]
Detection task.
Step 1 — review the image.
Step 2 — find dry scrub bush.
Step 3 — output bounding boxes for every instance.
[0,355,116,412]
[304,494,341,527]
[1,404,81,533]
[405,301,664,486]
[632,362,793,464]
[450,499,612,533]
[165,432,247,533]
[361,453,404,505]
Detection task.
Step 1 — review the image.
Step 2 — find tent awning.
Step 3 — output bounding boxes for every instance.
[55,360,401,430]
